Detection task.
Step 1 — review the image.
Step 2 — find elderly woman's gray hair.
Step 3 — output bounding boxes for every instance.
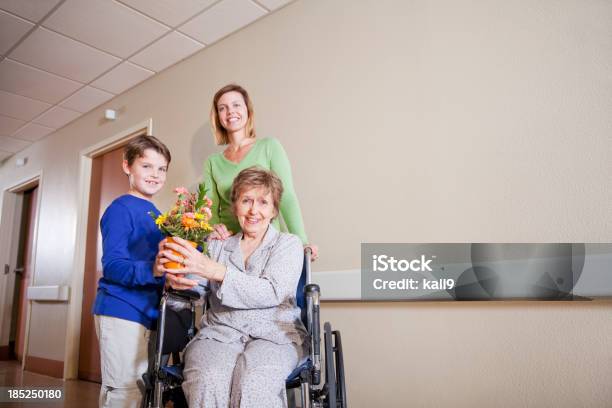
[230,166,284,215]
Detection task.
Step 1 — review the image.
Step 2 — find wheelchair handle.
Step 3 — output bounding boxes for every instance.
[304,247,312,285]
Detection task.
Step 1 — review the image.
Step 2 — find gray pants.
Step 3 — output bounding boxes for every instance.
[182,337,304,408]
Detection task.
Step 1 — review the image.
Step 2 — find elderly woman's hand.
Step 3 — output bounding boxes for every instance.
[209,223,233,241]
[155,238,197,290]
[164,272,200,290]
[160,236,227,282]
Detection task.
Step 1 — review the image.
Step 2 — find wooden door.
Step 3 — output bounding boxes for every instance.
[12,186,38,362]
[78,147,128,382]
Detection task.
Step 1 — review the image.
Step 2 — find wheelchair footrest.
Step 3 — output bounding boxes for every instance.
[286,357,311,384]
[161,364,184,382]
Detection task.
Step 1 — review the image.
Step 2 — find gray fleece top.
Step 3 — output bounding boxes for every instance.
[196,225,308,345]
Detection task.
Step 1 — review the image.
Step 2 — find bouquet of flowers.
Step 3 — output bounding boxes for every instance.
[150,183,214,267]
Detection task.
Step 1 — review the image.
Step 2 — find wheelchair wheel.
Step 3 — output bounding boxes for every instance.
[140,387,151,408]
[139,374,152,408]
[324,322,337,408]
[164,386,188,408]
[333,330,347,408]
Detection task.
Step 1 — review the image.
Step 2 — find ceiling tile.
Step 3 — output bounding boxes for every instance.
[90,61,154,94]
[59,86,114,113]
[0,90,52,121]
[117,0,216,27]
[0,10,34,54]
[255,0,292,11]
[179,0,266,44]
[0,135,30,152]
[32,105,80,128]
[11,122,54,141]
[11,27,121,83]
[0,114,25,135]
[0,0,61,22]
[0,150,12,161]
[44,0,170,58]
[129,31,204,72]
[0,59,83,103]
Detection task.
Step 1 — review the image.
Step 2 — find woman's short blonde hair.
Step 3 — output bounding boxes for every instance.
[230,167,283,218]
[210,84,256,145]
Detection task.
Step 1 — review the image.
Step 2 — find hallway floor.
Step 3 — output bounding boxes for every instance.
[0,360,100,407]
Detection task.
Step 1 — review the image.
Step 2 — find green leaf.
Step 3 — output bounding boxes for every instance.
[195,182,206,210]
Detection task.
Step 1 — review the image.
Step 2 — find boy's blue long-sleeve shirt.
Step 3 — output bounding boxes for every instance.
[93,194,165,330]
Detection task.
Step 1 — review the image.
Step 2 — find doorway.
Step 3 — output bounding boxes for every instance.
[77,146,128,382]
[63,119,152,380]
[9,186,38,363]
[0,177,40,366]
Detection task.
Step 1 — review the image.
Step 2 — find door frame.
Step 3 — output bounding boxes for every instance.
[0,173,42,369]
[64,119,152,379]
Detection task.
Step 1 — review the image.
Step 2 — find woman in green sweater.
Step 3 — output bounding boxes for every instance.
[204,84,318,259]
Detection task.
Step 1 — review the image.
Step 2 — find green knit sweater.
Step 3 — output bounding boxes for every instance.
[203,137,308,244]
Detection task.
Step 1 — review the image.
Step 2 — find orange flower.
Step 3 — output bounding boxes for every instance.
[181,215,199,230]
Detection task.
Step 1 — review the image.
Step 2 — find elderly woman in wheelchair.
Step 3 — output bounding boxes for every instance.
[158,166,308,408]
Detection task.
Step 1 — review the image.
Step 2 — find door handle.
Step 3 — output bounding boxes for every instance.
[14,267,24,276]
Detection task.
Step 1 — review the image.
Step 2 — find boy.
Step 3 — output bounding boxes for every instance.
[93,135,170,408]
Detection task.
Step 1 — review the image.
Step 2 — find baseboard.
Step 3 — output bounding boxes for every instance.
[78,369,101,383]
[24,355,64,378]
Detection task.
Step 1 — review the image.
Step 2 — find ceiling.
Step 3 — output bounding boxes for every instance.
[0,0,291,162]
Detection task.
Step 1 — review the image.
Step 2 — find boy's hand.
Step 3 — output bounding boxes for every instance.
[153,239,167,277]
[153,259,164,277]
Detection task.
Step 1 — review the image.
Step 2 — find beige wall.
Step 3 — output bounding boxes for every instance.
[0,0,610,406]
[321,300,612,408]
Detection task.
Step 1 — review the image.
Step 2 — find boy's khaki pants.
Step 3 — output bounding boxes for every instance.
[95,315,150,408]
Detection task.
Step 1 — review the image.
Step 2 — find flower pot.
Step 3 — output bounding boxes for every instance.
[165,236,198,269]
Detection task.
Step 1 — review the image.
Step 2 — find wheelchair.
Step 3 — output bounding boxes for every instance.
[140,248,347,408]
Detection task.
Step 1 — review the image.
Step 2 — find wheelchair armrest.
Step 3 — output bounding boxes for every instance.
[167,287,204,302]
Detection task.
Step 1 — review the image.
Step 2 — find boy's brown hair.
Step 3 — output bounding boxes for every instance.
[123,135,171,166]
